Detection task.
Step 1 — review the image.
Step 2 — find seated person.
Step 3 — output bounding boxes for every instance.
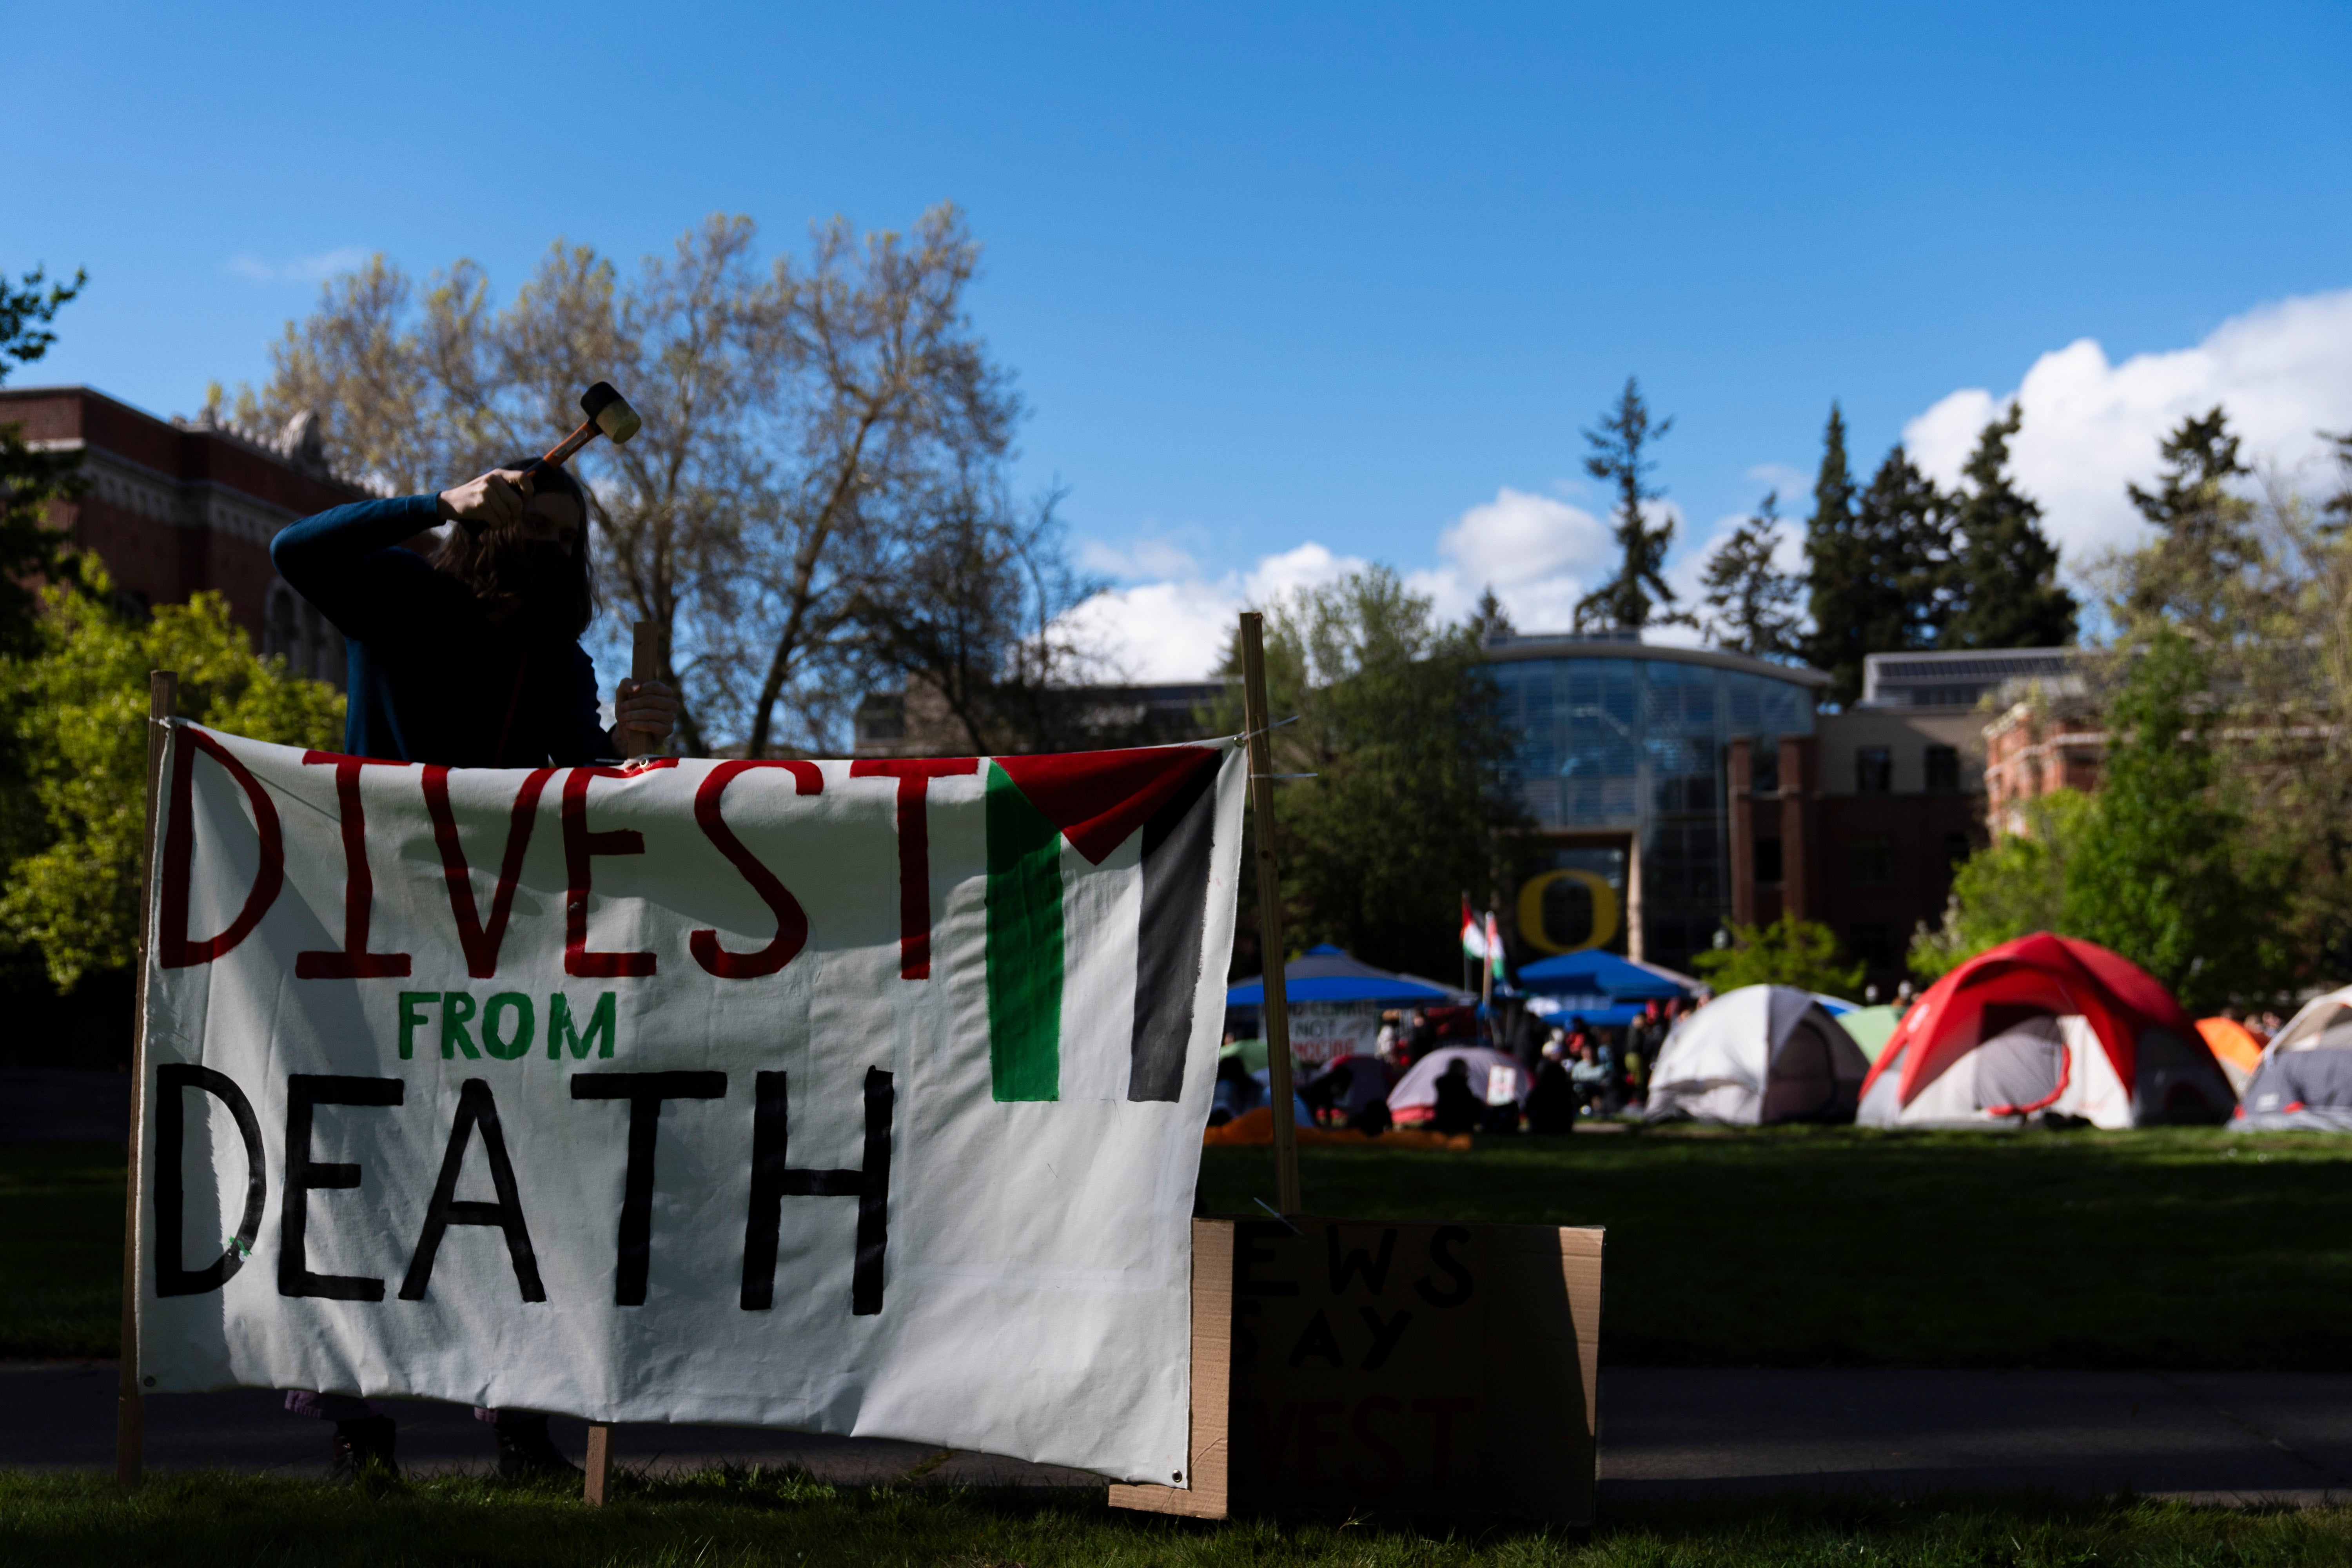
[1569,1040,1613,1116]
[1210,1053,1266,1125]
[1525,1045,1578,1135]
[1429,1058,1483,1135]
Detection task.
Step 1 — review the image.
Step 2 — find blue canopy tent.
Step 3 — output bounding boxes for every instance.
[1526,997,1648,1028]
[1516,949,1691,1000]
[1227,944,1470,1007]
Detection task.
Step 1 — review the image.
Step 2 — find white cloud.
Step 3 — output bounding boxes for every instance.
[1057,541,1367,682]
[1742,462,1811,499]
[1406,486,1615,630]
[1904,288,2352,564]
[223,246,372,285]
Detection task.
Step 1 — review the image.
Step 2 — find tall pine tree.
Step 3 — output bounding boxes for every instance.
[1574,377,1685,631]
[1801,402,1953,707]
[1944,403,2075,649]
[1861,445,1958,650]
[2119,406,2258,639]
[1699,491,1802,660]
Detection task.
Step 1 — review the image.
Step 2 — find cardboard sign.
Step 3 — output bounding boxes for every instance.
[1287,1003,1382,1065]
[1110,1218,1602,1521]
[133,723,1247,1483]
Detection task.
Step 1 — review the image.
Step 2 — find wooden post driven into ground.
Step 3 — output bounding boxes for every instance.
[118,670,176,1490]
[1237,613,1300,1215]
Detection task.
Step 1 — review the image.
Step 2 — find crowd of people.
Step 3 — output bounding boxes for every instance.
[1209,994,1710,1139]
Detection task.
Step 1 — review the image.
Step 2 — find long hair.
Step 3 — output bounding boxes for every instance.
[431,460,598,642]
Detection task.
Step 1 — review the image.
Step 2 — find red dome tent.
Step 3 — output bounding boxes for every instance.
[1858,933,2232,1127]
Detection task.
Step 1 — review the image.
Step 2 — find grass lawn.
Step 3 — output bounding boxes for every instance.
[1200,1124,2352,1369]
[0,1143,125,1360]
[2,1469,2348,1568]
[11,1126,2352,1368]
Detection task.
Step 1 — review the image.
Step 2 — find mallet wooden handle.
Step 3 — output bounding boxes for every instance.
[531,416,602,475]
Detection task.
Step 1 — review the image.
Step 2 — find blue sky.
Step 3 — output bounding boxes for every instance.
[10,1,2352,676]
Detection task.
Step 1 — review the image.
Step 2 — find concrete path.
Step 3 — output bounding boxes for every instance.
[7,1362,2349,1503]
[0,1071,130,1143]
[1597,1368,2352,1505]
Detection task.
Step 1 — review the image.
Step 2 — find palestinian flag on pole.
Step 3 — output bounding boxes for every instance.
[1461,897,1487,961]
[979,743,1242,1103]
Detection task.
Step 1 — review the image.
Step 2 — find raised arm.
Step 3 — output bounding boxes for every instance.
[269,495,443,642]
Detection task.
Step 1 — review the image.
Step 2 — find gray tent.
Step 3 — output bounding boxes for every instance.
[1643,985,1871,1125]
[2239,985,2352,1130]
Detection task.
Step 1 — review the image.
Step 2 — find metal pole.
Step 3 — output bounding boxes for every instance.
[118,670,176,1490]
[1237,613,1299,1214]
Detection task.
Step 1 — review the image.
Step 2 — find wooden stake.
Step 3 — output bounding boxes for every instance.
[619,620,660,759]
[584,1422,614,1505]
[118,670,176,1490]
[1237,613,1300,1215]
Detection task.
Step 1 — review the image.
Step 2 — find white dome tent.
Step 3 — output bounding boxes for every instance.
[1642,985,1871,1125]
[2238,984,2352,1130]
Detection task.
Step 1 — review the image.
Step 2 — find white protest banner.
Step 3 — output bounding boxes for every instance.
[134,724,1245,1483]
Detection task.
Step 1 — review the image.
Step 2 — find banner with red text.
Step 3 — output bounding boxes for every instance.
[135,723,1245,1484]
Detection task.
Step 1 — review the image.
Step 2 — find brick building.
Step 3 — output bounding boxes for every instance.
[1,385,380,686]
[1,386,380,1068]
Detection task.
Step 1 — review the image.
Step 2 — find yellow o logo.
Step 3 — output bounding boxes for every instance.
[1517,870,1620,956]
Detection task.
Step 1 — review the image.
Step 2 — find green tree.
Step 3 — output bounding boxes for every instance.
[1907,789,2093,980]
[2118,407,2260,640]
[2060,629,2284,1011]
[2319,426,2352,534]
[1468,584,1515,644]
[1690,914,1865,999]
[1574,377,1686,632]
[0,566,344,990]
[0,265,87,652]
[1801,404,1870,704]
[1944,403,2076,650]
[1805,430,1953,706]
[1214,568,1529,979]
[1699,491,1803,660]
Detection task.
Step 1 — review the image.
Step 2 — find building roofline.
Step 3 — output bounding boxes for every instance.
[1862,645,2080,668]
[1479,633,1831,687]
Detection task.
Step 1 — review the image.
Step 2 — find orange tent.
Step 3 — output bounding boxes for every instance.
[2196,1016,2265,1094]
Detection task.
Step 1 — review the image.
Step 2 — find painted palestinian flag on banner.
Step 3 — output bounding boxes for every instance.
[980,746,1227,1102]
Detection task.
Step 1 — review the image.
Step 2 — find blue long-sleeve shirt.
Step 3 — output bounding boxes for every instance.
[270,495,617,767]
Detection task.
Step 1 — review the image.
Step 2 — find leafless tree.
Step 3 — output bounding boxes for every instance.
[236,205,1044,756]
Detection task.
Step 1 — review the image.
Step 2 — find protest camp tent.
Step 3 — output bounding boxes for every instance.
[1388,1045,1529,1125]
[1642,984,1872,1125]
[1857,933,2230,1128]
[1226,944,1468,1006]
[1520,949,1700,1030]
[2197,1016,2266,1098]
[1517,948,1694,1000]
[2236,985,2352,1129]
[1839,1004,1903,1063]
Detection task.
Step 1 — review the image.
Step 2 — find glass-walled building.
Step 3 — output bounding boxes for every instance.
[1484,633,1827,975]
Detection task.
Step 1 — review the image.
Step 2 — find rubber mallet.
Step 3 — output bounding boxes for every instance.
[525,381,641,477]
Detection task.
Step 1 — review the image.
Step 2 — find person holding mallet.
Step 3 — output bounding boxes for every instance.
[266,385,676,1478]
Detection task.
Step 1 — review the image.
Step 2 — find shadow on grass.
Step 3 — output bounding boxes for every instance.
[2,1468,2349,1567]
